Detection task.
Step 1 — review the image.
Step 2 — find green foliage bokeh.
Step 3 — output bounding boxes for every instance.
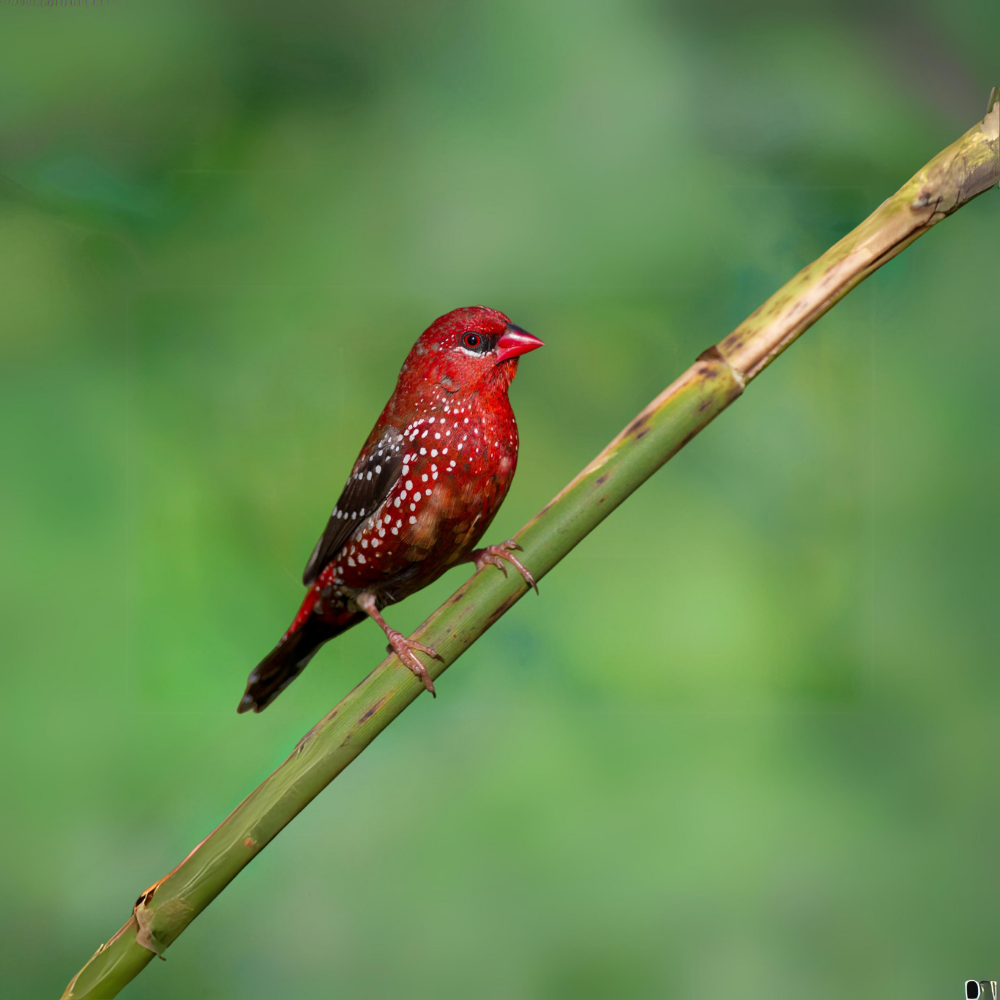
[1,1,997,997]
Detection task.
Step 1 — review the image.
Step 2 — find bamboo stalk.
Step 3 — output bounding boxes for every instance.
[63,93,998,1000]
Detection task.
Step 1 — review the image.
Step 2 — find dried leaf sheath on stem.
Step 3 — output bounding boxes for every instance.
[63,93,998,1000]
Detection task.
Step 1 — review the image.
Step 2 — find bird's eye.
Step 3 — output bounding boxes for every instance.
[461,331,484,351]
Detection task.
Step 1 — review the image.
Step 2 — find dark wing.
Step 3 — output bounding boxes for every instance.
[302,428,406,586]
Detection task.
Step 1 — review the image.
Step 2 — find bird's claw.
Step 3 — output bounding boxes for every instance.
[471,540,538,594]
[384,638,441,659]
[384,629,441,696]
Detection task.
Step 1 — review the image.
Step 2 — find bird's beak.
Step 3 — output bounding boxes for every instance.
[496,324,544,363]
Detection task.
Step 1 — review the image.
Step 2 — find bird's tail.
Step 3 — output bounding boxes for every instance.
[238,603,364,714]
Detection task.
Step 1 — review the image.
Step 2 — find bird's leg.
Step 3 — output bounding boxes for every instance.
[466,539,538,594]
[354,592,442,696]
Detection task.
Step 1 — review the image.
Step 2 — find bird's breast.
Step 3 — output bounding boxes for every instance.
[320,397,519,604]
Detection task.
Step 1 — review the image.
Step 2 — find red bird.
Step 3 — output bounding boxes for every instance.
[238,306,543,712]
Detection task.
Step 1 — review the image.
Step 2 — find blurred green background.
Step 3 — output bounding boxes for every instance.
[1,1,997,997]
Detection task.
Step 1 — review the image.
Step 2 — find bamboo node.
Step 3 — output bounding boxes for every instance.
[984,95,998,142]
[698,344,747,390]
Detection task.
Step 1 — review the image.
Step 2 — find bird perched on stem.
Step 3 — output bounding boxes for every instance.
[239,306,543,713]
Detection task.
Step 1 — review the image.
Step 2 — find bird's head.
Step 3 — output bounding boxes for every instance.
[400,306,543,398]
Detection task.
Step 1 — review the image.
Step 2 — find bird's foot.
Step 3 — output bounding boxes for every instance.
[384,629,442,696]
[469,540,538,594]
[354,591,443,698]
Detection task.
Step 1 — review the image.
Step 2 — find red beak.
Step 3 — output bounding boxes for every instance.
[496,324,544,363]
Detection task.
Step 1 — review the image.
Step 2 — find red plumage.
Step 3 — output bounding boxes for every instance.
[239,306,543,712]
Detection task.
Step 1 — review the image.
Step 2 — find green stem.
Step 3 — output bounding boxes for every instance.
[63,94,998,1000]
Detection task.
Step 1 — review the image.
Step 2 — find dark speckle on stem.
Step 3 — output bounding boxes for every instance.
[696,345,725,363]
[485,592,520,627]
[627,413,650,435]
[359,696,387,724]
[596,474,608,485]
